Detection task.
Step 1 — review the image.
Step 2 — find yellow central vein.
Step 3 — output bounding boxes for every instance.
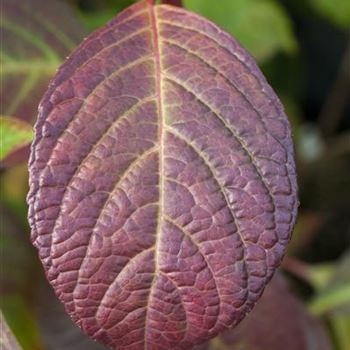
[144,3,164,349]
[151,4,164,281]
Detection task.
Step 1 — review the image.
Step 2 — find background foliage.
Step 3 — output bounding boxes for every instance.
[1,0,349,349]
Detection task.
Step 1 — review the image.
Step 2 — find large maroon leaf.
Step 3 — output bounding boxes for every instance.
[1,0,86,123]
[28,1,298,349]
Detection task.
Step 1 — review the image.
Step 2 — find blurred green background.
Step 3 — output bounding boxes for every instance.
[1,0,349,349]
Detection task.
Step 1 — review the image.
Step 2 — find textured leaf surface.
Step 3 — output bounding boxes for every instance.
[1,0,86,122]
[28,1,298,349]
[0,116,33,161]
[194,274,333,350]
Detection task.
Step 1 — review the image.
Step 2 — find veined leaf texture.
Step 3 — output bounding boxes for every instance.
[28,1,298,349]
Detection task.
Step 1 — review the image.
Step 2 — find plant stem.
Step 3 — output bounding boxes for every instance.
[281,256,313,284]
[282,256,335,291]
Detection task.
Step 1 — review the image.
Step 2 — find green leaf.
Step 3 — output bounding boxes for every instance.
[331,315,350,350]
[184,0,298,62]
[309,283,350,315]
[309,251,350,315]
[308,263,335,291]
[0,311,21,350]
[1,0,86,123]
[1,295,42,350]
[309,0,350,28]
[0,117,33,160]
[79,0,135,31]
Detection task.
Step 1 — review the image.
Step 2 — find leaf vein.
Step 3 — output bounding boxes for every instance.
[162,38,287,151]
[144,5,165,349]
[164,215,221,332]
[71,146,159,308]
[164,75,276,228]
[159,271,188,343]
[159,19,280,114]
[32,56,154,239]
[97,246,155,326]
[165,126,247,250]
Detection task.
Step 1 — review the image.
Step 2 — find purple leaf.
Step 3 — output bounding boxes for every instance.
[28,1,298,349]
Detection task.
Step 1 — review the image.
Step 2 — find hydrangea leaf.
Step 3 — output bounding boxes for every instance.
[28,1,298,348]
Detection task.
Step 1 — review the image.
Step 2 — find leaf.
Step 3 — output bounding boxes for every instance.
[1,0,86,123]
[27,1,298,348]
[307,263,335,291]
[307,251,350,350]
[0,117,33,161]
[310,250,350,315]
[1,296,42,350]
[309,0,350,28]
[0,311,22,350]
[193,274,333,350]
[0,205,42,350]
[331,315,350,350]
[310,283,350,315]
[183,0,298,62]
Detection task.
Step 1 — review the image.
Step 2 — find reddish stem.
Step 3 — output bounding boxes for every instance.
[161,0,183,7]
[281,256,312,285]
[147,0,155,5]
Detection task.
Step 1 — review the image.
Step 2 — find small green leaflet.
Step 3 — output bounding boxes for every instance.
[0,116,33,160]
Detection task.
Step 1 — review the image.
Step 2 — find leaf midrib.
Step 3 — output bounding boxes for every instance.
[144,3,165,349]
